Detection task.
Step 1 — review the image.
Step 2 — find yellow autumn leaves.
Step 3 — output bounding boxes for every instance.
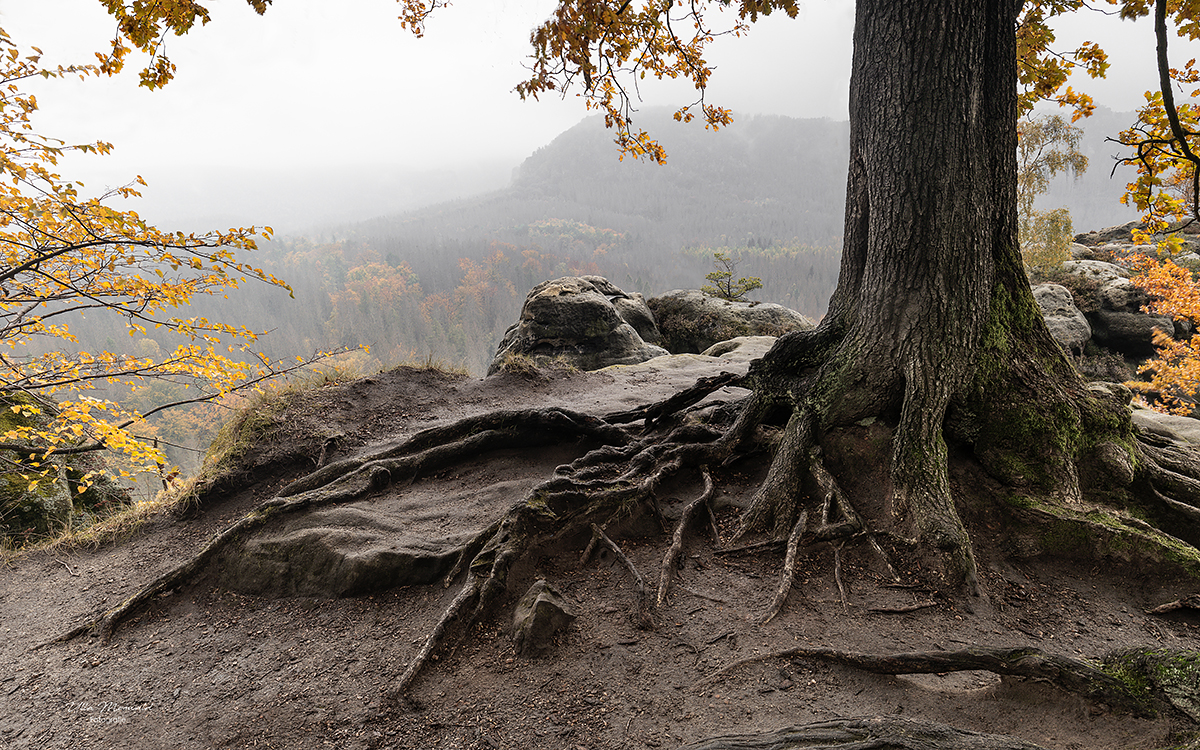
[0,22,323,505]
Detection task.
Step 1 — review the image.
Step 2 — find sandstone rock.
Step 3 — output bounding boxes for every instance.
[1085,277,1174,356]
[218,511,469,597]
[1068,243,1095,260]
[1087,309,1174,356]
[1095,277,1146,312]
[1,467,73,539]
[1059,260,1128,284]
[1074,222,1141,247]
[512,579,576,656]
[488,277,667,374]
[0,393,130,541]
[647,289,816,354]
[1032,283,1091,355]
[1132,409,1200,446]
[700,336,778,362]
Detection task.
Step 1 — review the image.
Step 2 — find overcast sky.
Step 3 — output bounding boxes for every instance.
[0,1,1193,231]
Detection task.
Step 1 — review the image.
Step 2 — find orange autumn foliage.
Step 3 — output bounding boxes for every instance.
[1130,255,1200,413]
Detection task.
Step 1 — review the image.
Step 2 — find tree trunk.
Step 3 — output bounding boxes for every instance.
[740,0,1121,591]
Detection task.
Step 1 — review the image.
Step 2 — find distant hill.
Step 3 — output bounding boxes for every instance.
[350,106,1142,262]
[53,108,1160,469]
[354,109,852,252]
[185,107,1152,377]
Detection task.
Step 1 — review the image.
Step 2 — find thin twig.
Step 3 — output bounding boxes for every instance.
[55,556,79,577]
[867,601,937,614]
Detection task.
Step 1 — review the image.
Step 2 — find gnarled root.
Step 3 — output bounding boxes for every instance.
[658,467,715,606]
[698,645,1153,718]
[681,716,1049,750]
[757,511,808,624]
[589,523,653,629]
[52,406,634,644]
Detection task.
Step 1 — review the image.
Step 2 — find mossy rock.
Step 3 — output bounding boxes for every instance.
[647,289,815,354]
[1103,648,1200,721]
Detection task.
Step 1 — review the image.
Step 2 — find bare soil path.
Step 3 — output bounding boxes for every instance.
[2,355,1197,749]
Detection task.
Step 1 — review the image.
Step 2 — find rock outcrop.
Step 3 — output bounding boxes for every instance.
[1086,276,1174,357]
[1032,283,1091,356]
[647,289,816,354]
[488,276,667,374]
[1059,259,1128,285]
[0,393,129,542]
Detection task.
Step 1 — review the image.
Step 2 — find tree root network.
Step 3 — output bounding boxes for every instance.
[41,364,1200,744]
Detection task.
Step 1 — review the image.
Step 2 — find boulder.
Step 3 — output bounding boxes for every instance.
[1059,260,1128,285]
[512,579,576,656]
[1068,243,1095,260]
[1095,277,1146,311]
[1085,277,1174,356]
[1132,409,1200,446]
[488,277,668,374]
[1,467,73,540]
[1032,283,1091,355]
[1088,310,1174,356]
[647,289,816,354]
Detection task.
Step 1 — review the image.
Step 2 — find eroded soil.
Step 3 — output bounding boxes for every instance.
[3,360,1198,749]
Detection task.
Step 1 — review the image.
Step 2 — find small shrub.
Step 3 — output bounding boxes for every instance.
[702,251,762,302]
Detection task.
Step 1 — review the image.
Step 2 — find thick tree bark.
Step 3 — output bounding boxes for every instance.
[739,0,1114,590]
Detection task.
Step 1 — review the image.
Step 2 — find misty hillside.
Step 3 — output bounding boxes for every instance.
[56,108,1151,474]
[354,110,850,252]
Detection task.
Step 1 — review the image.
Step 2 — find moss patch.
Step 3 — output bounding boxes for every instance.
[1102,648,1200,721]
[1007,501,1200,579]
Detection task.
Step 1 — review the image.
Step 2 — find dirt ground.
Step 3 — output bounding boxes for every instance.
[3,357,1199,750]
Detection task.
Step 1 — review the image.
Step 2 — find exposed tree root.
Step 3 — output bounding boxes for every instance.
[680,716,1049,750]
[51,406,634,644]
[758,511,808,624]
[43,347,1200,739]
[603,372,744,429]
[832,541,849,613]
[390,572,483,702]
[1148,593,1200,615]
[697,645,1153,718]
[658,468,715,606]
[589,523,653,630]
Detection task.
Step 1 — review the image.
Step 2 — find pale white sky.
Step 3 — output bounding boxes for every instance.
[0,1,1191,231]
